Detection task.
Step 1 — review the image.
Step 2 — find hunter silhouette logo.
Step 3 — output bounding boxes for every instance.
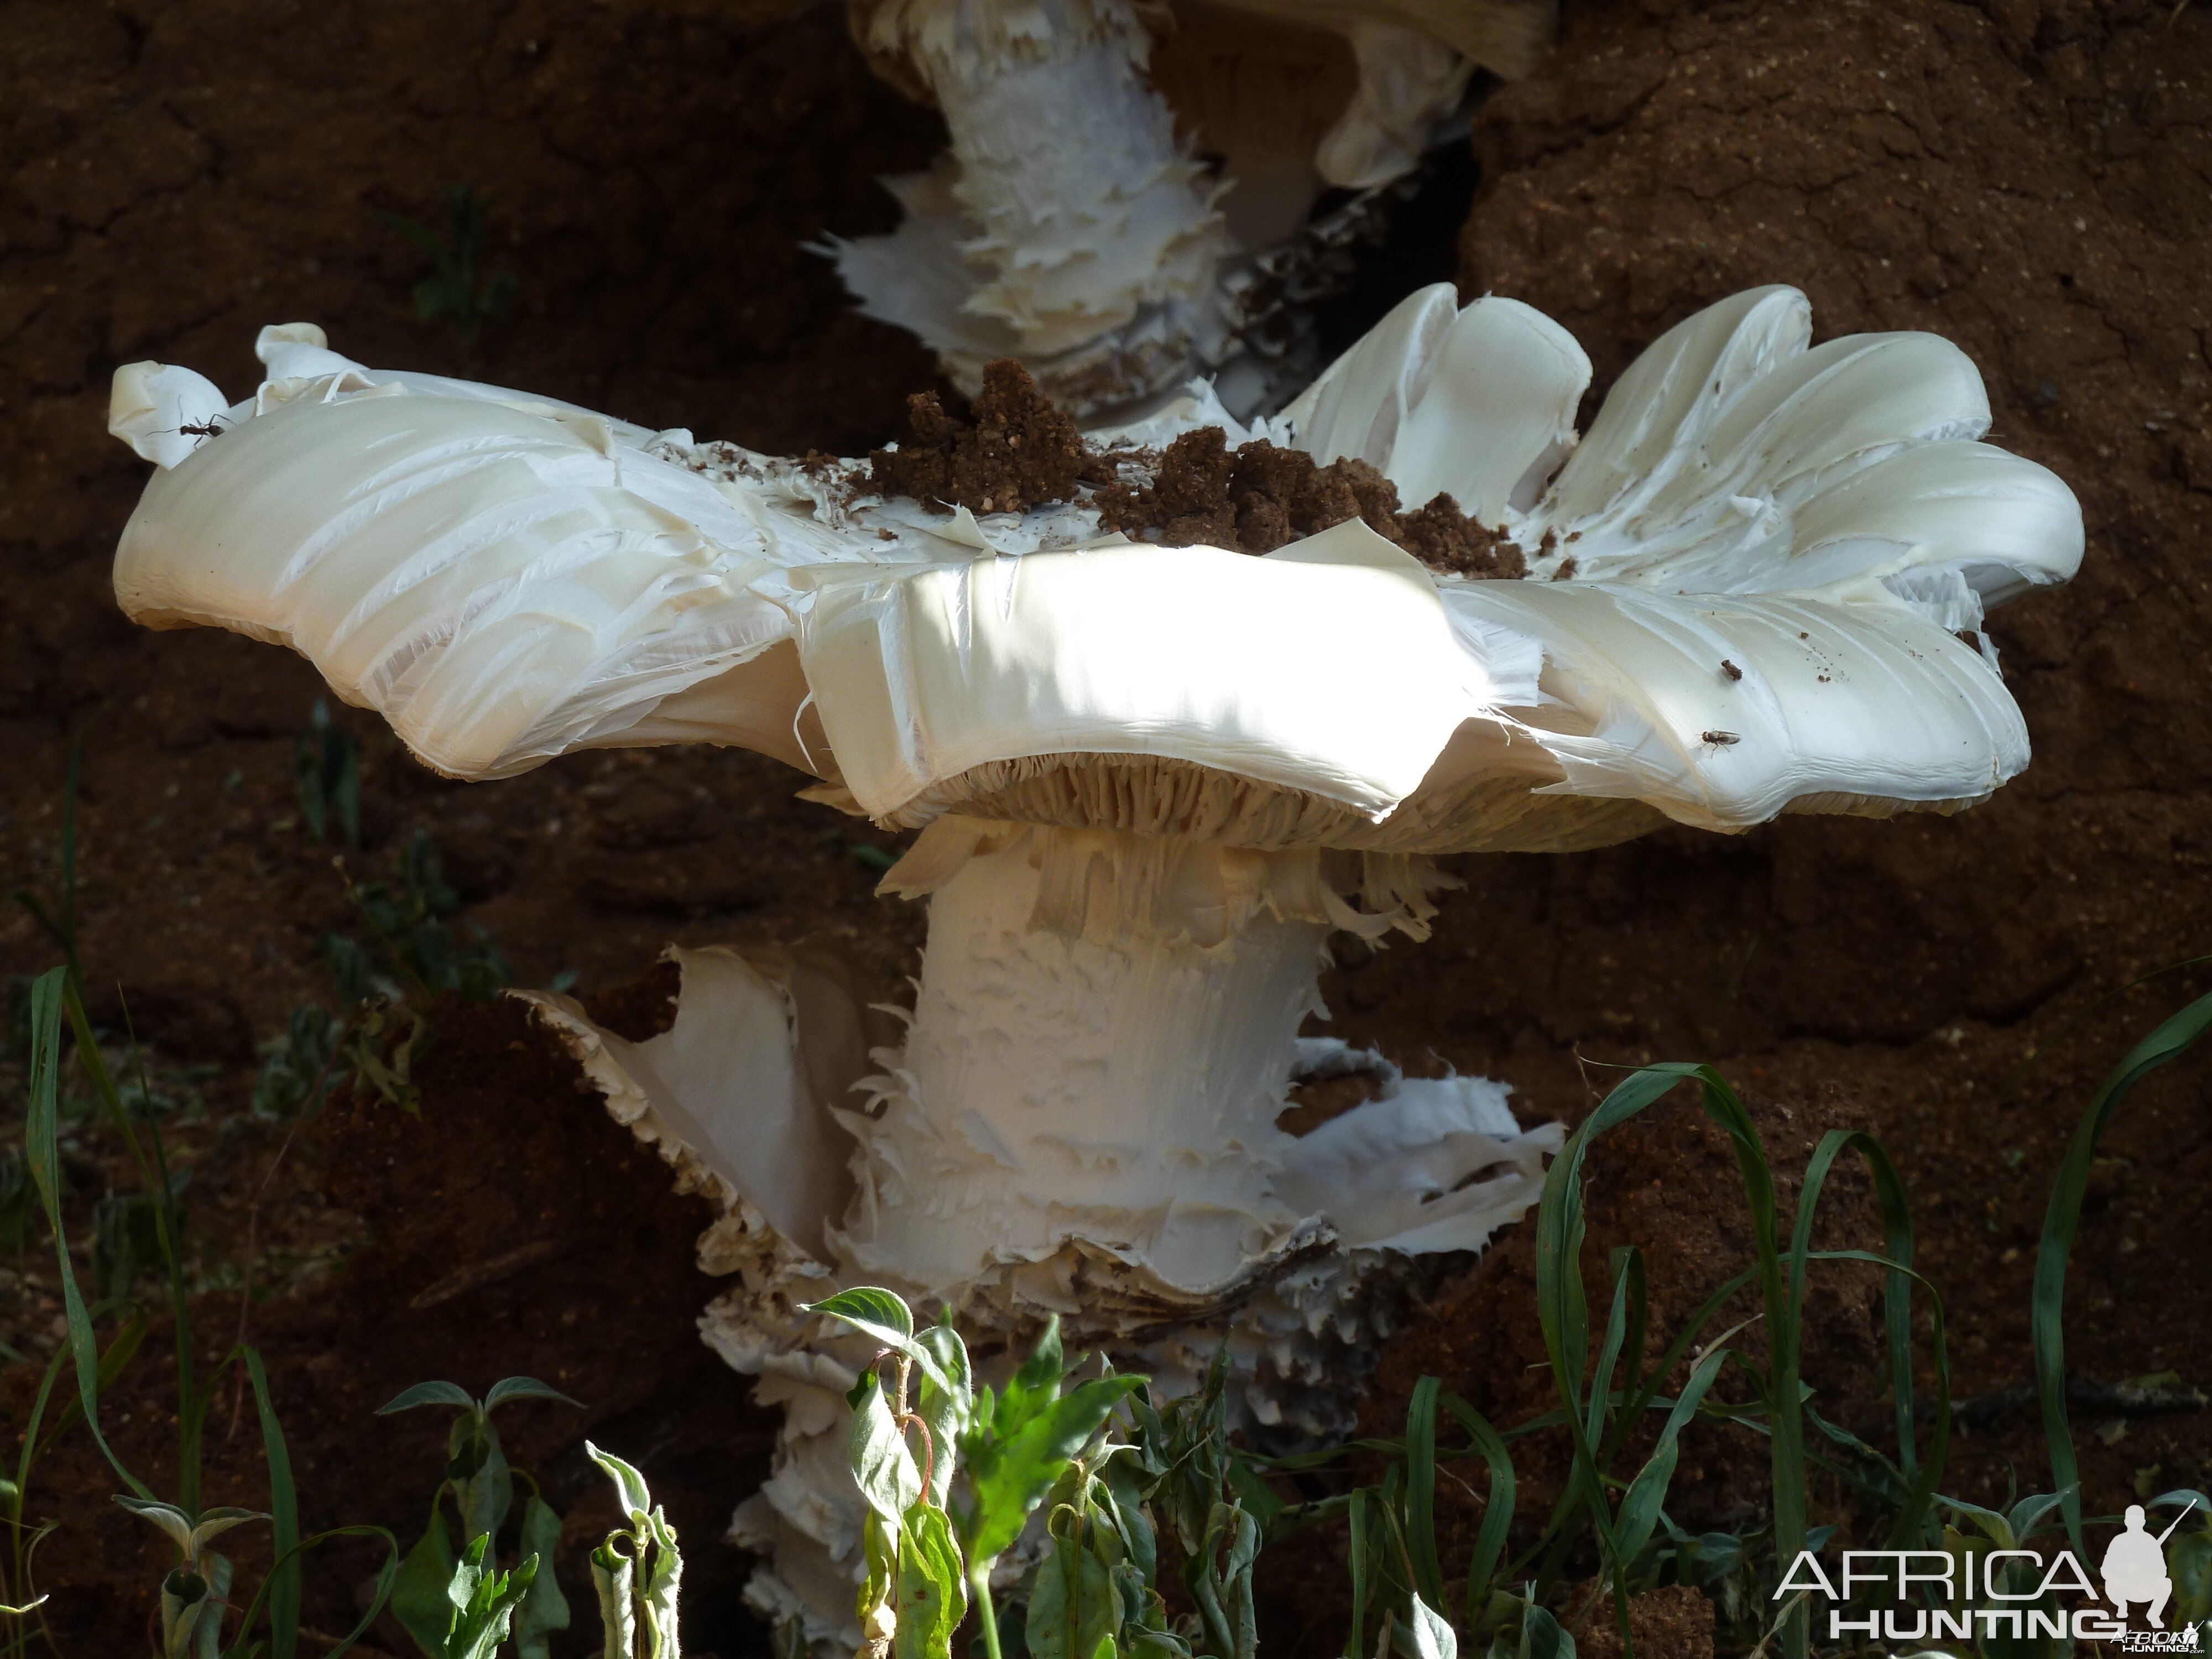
[2104,1502,2192,1629]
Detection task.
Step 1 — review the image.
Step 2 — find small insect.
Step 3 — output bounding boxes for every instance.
[1720,659,1743,681]
[176,415,231,439]
[1701,730,1740,748]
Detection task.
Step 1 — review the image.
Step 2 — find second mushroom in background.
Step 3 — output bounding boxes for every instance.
[831,0,1557,416]
[106,279,2081,1651]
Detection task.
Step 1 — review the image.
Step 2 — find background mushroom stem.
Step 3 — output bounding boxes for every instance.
[834,0,1239,415]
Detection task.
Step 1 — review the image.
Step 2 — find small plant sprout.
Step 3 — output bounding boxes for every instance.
[806,1287,1144,1659]
[107,279,2081,1640]
[117,1498,265,1658]
[378,1376,578,1659]
[834,0,1555,413]
[295,696,362,847]
[380,185,519,364]
[583,1443,683,1659]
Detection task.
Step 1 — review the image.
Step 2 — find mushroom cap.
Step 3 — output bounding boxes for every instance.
[109,284,2080,854]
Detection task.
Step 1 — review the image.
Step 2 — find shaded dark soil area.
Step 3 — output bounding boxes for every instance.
[0,0,2209,1655]
[19,989,767,1656]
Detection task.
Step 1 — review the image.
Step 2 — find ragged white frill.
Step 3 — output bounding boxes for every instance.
[515,830,1561,1651]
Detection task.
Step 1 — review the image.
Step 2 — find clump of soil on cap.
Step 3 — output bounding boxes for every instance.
[868,359,1527,578]
[869,358,1100,514]
[1095,427,1530,577]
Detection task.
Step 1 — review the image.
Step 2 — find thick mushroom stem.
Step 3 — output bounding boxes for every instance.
[844,825,1330,1293]
[836,0,1237,413]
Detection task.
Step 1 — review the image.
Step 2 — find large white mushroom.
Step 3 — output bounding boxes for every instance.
[108,283,2079,1646]
[831,0,1556,414]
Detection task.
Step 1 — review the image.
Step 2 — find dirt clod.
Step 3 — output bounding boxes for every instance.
[868,358,1096,514]
[1573,1585,1715,1659]
[1094,429,1528,576]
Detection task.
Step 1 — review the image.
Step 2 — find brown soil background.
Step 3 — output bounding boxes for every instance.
[2,0,2209,1655]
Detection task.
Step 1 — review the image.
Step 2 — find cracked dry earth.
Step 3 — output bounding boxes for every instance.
[1,0,2210,1655]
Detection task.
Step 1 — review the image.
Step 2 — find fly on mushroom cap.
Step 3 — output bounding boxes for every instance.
[105,280,2081,1653]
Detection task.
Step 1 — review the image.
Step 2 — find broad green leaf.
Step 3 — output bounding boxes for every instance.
[377,1381,478,1416]
[514,1495,571,1659]
[914,1322,973,1505]
[191,1553,232,1659]
[1101,1459,1157,1589]
[1519,1604,1574,1659]
[484,1376,584,1413]
[638,1510,683,1657]
[1014,1317,1066,1396]
[806,1288,956,1396]
[586,1441,656,1526]
[2172,1523,2211,1626]
[963,1377,1143,1566]
[851,1375,925,1525]
[1187,1503,1258,1659]
[390,1502,459,1656]
[858,1510,898,1640]
[447,1535,538,1659]
[810,1286,915,1341]
[591,1547,637,1659]
[2006,1489,2073,1542]
[160,1567,210,1659]
[1408,1595,1457,1659]
[894,1504,967,1659]
[1027,1540,1119,1659]
[1937,1493,2017,1550]
[117,1496,196,1557]
[188,1506,269,1553]
[448,1416,513,1547]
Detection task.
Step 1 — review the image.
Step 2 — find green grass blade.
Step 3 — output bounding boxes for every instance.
[1405,1376,1444,1611]
[23,969,152,1501]
[2035,995,2212,1566]
[30,1306,146,1465]
[1586,1251,1637,1455]
[2033,989,2212,1554]
[1537,1062,1799,1654]
[239,1347,301,1659]
[1619,1266,1759,1431]
[218,1525,399,1659]
[1784,1132,1948,1545]
[1437,1394,1515,1621]
[64,983,201,1512]
[1613,1340,1732,1565]
[1344,1488,1370,1659]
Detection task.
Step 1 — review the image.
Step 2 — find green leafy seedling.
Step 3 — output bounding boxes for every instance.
[295,698,361,847]
[380,1378,578,1659]
[586,1442,683,1659]
[807,1287,1145,1659]
[252,1004,343,1121]
[380,185,519,362]
[116,1498,263,1658]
